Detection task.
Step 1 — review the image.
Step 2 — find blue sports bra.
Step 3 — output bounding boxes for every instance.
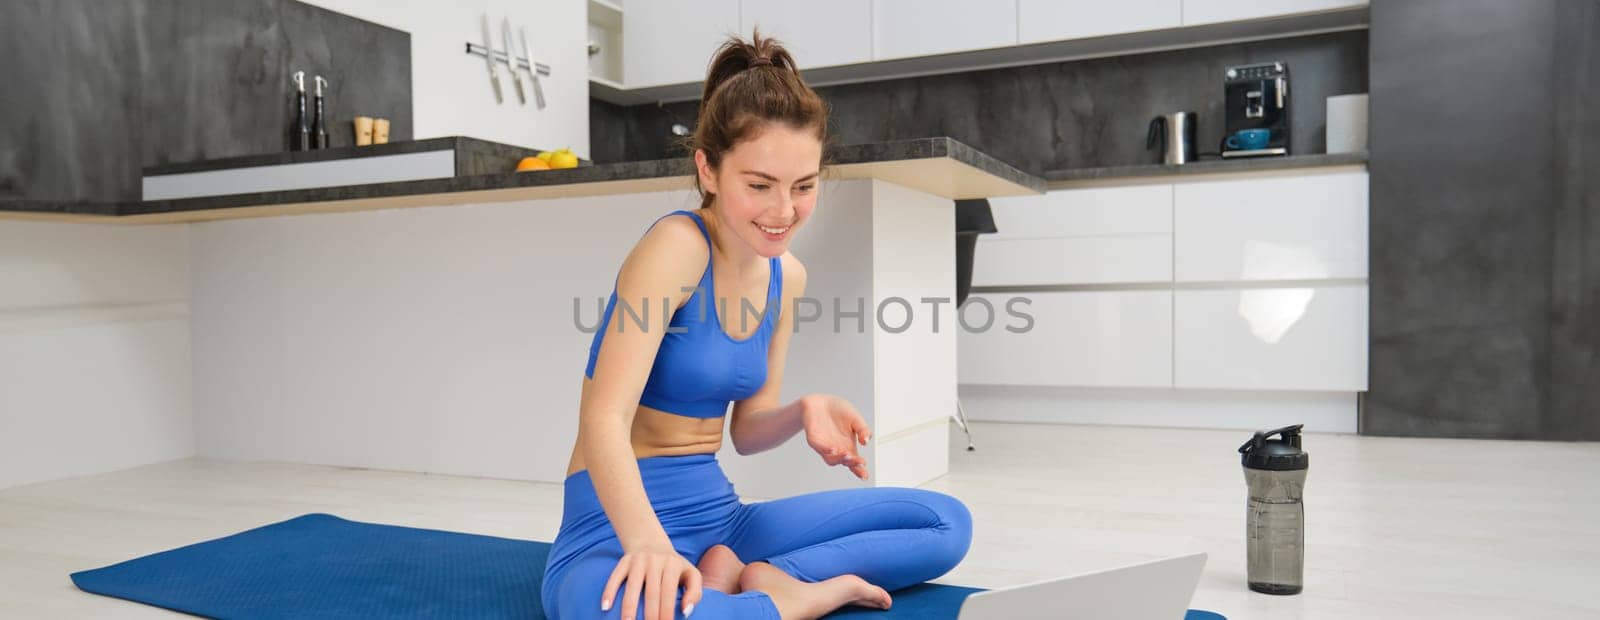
[583,210,782,418]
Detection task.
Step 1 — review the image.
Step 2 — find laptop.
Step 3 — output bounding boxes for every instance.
[956,552,1207,619]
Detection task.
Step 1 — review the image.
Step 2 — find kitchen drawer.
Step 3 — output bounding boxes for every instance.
[957,290,1172,388]
[1181,0,1367,26]
[987,185,1172,241]
[1174,170,1368,282]
[1173,284,1367,391]
[971,235,1171,286]
[975,184,1172,286]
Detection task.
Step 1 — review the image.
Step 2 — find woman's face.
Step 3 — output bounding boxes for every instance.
[696,123,823,258]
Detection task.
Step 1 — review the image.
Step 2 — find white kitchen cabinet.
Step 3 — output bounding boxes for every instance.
[986,185,1173,240]
[741,0,872,69]
[975,185,1173,286]
[1181,0,1367,26]
[1174,285,1367,391]
[871,0,1018,61]
[957,290,1173,388]
[1174,170,1368,283]
[1019,0,1182,44]
[622,0,739,88]
[972,236,1172,286]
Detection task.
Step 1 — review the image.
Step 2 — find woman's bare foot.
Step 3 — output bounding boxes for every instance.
[697,544,745,594]
[738,560,892,619]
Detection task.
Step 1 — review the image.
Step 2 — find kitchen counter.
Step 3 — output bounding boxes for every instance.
[2,138,1031,498]
[1042,152,1368,188]
[1,137,1044,225]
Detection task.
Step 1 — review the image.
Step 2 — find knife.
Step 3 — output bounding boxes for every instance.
[519,25,547,110]
[501,18,526,104]
[481,14,503,104]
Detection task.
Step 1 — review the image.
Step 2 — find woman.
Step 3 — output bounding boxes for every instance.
[540,30,973,620]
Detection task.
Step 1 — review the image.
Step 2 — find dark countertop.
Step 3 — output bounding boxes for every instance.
[1,142,1368,223]
[2,136,1044,222]
[0,200,123,218]
[1042,152,1369,185]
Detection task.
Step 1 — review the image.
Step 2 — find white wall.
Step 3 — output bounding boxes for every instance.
[0,221,193,490]
[190,191,700,482]
[298,0,592,159]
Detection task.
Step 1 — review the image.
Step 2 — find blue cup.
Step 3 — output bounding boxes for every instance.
[1225,128,1273,151]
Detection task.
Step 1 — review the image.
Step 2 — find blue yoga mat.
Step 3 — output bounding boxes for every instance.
[71,513,1224,619]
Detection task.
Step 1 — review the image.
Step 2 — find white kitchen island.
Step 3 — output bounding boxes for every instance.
[2,137,1042,498]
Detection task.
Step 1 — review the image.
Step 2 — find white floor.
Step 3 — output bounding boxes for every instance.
[2,422,1597,619]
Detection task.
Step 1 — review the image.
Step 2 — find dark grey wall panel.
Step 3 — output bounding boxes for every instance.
[0,1,146,202]
[276,0,411,150]
[588,99,631,167]
[588,31,1368,171]
[1549,0,1600,439]
[1366,0,1598,440]
[138,0,286,168]
[0,0,410,203]
[139,0,412,166]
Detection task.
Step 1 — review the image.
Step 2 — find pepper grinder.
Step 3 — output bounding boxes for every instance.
[290,71,310,151]
[312,76,329,149]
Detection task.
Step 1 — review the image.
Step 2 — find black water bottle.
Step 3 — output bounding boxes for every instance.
[1239,424,1309,595]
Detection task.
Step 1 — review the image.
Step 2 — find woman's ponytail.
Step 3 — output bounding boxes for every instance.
[686,27,830,210]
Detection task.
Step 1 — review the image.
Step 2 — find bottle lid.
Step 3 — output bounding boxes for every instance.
[1239,424,1310,471]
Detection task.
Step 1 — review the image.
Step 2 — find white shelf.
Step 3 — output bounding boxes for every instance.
[588,0,622,30]
[587,0,624,89]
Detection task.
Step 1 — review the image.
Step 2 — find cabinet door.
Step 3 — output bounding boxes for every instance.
[976,185,1173,286]
[957,290,1173,388]
[623,0,739,87]
[1181,0,1367,26]
[1019,0,1181,44]
[872,0,1018,61]
[1174,171,1368,283]
[1174,285,1367,391]
[741,0,871,69]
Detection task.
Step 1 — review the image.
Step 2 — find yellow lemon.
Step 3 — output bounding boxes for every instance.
[550,150,579,169]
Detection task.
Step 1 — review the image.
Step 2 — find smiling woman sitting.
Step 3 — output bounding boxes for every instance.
[538,28,973,620]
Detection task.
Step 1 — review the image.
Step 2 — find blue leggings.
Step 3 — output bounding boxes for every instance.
[540,453,973,619]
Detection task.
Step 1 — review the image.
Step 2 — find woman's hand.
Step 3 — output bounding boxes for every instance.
[602,540,702,620]
[800,394,872,480]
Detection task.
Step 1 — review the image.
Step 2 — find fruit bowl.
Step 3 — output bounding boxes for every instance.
[515,147,585,172]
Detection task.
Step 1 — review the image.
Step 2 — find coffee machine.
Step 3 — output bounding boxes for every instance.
[1222,62,1290,158]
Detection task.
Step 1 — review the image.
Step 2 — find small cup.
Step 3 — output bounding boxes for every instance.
[1225,128,1273,151]
[373,118,390,144]
[353,116,374,146]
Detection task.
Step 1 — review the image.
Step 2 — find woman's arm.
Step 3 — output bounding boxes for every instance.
[583,216,703,547]
[731,255,873,480]
[581,216,708,617]
[729,254,809,455]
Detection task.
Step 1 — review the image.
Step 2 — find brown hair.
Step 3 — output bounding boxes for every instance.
[685,27,831,210]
